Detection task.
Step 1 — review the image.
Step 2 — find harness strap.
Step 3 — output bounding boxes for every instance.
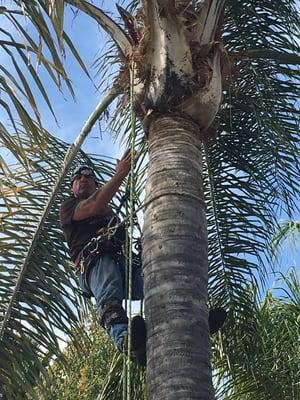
[75,244,117,274]
[74,221,124,274]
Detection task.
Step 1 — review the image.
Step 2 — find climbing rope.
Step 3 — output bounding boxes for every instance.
[123,59,138,400]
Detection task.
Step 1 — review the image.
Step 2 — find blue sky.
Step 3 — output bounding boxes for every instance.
[41,3,123,157]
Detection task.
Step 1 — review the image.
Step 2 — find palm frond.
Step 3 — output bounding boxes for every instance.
[0,1,90,154]
[1,132,83,398]
[65,0,132,57]
[271,220,300,258]
[0,88,120,398]
[206,0,300,310]
[28,307,146,400]
[214,269,300,400]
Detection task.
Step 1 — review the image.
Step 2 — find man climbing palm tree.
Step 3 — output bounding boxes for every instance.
[59,149,226,366]
[60,149,147,366]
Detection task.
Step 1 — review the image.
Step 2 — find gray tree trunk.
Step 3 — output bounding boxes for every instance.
[143,115,213,400]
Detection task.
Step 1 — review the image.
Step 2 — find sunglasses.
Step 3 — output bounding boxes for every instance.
[75,169,95,178]
[71,169,96,183]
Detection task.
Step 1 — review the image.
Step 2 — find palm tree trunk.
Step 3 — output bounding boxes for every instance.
[143,115,213,400]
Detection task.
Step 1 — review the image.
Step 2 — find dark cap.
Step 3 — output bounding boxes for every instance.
[70,165,98,186]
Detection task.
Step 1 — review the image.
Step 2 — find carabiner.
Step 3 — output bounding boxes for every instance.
[89,237,99,254]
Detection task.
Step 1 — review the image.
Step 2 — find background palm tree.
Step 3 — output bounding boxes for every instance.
[213,224,300,400]
[1,0,300,399]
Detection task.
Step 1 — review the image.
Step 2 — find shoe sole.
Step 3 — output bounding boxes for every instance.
[131,315,147,367]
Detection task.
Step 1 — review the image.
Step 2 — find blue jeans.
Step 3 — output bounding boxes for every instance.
[78,252,143,351]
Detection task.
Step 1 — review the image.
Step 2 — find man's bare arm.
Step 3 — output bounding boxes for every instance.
[73,150,132,220]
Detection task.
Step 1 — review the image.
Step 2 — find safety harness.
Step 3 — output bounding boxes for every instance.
[73,188,142,276]
[74,216,125,274]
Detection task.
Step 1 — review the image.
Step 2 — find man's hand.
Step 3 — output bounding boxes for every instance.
[115,149,135,179]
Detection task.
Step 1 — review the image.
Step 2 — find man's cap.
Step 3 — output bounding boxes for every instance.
[71,165,99,185]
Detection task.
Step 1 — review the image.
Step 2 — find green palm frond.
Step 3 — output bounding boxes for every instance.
[1,133,82,398]
[0,87,122,398]
[206,0,300,310]
[0,1,90,156]
[98,356,146,400]
[271,220,300,257]
[214,269,300,400]
[280,267,300,308]
[0,136,116,398]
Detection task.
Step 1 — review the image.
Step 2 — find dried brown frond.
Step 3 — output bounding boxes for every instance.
[191,42,215,88]
[117,5,140,45]
[113,67,129,92]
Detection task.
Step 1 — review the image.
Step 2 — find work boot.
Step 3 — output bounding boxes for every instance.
[208,307,227,335]
[121,315,147,367]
